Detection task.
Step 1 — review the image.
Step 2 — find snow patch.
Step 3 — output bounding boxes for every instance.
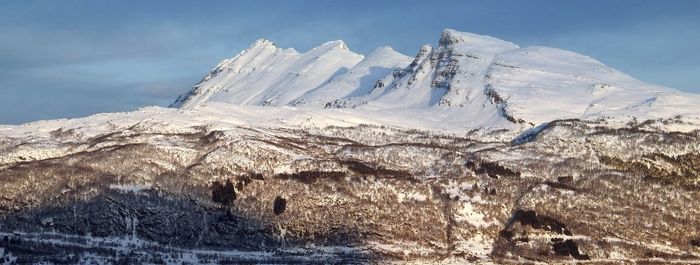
[109,184,151,193]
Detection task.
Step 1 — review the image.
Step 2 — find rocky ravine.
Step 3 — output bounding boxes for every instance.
[0,116,699,264]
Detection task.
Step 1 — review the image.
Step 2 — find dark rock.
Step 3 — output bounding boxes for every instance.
[552,239,589,260]
[691,238,700,247]
[557,176,573,183]
[509,210,572,236]
[211,180,236,205]
[475,161,521,179]
[273,196,287,215]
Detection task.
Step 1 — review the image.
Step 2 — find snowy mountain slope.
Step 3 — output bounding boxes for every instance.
[316,44,439,110]
[171,29,700,130]
[484,46,700,125]
[363,29,520,109]
[290,46,413,108]
[171,39,364,108]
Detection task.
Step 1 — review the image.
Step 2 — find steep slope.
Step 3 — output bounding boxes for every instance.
[363,29,519,109]
[171,39,364,109]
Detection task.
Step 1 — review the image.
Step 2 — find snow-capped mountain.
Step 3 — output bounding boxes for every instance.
[172,29,700,129]
[1,29,700,264]
[171,39,364,108]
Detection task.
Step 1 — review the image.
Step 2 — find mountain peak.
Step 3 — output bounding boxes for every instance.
[367,46,408,59]
[439,28,461,46]
[415,44,433,61]
[439,29,518,50]
[318,40,350,51]
[418,44,432,54]
[250,38,276,48]
[372,45,397,53]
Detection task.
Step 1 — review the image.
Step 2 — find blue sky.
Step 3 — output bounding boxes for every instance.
[1,0,698,124]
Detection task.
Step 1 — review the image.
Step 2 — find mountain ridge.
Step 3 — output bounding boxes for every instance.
[171,38,364,108]
[171,29,700,129]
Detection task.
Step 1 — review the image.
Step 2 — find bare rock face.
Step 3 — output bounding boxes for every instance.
[0,117,698,264]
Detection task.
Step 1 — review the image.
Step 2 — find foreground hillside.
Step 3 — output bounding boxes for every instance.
[0,106,699,264]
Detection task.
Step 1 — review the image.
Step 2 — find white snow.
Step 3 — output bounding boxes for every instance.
[292,46,413,107]
[109,184,151,193]
[455,201,497,228]
[455,233,493,258]
[397,190,428,202]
